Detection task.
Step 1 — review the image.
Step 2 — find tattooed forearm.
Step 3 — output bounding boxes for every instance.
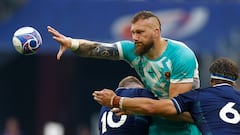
[74,42,120,60]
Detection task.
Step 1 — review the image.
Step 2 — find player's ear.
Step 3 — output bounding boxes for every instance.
[153,28,160,38]
[210,79,214,86]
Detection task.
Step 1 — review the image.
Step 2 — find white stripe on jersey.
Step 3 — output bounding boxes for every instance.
[116,41,124,60]
[171,98,182,114]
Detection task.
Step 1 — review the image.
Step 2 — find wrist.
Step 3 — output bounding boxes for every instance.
[112,96,120,108]
[110,95,116,107]
[119,97,125,110]
[112,96,125,110]
[68,37,79,51]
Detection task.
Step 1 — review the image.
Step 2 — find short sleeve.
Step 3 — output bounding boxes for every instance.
[116,40,136,62]
[172,90,198,114]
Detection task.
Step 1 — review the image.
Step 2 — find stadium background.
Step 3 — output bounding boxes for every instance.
[0,0,240,135]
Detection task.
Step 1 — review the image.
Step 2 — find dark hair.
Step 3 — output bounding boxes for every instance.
[118,76,144,88]
[209,57,239,83]
[131,10,161,30]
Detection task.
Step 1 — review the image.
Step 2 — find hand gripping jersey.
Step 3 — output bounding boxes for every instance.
[172,84,240,135]
[116,39,201,135]
[98,88,157,135]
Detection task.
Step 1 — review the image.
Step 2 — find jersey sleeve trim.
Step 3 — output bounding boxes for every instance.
[171,98,182,114]
[171,78,194,83]
[116,42,124,60]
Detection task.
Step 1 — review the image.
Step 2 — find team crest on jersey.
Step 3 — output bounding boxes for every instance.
[164,72,170,80]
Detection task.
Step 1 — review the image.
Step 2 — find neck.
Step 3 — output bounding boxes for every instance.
[146,38,167,60]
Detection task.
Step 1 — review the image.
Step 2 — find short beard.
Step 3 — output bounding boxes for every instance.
[134,41,153,56]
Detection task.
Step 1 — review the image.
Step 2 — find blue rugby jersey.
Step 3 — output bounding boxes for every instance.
[98,88,157,135]
[173,84,240,135]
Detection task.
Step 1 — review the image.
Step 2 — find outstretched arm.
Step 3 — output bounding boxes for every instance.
[93,89,194,123]
[47,26,120,60]
[93,89,177,116]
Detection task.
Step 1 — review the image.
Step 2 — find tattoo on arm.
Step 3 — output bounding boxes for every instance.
[75,42,120,60]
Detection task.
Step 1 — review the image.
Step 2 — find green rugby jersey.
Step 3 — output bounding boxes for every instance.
[116,38,201,135]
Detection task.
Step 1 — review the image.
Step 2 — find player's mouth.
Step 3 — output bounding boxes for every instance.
[135,42,143,47]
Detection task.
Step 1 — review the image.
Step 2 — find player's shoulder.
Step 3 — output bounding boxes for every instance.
[165,38,193,52]
[189,86,233,97]
[217,85,240,97]
[115,40,135,60]
[165,38,197,61]
[166,38,186,46]
[116,40,135,51]
[164,38,187,48]
[116,40,134,46]
[116,88,155,98]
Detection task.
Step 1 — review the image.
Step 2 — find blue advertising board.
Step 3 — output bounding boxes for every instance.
[0,1,240,55]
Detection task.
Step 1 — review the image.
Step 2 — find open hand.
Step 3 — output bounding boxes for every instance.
[47,26,71,60]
